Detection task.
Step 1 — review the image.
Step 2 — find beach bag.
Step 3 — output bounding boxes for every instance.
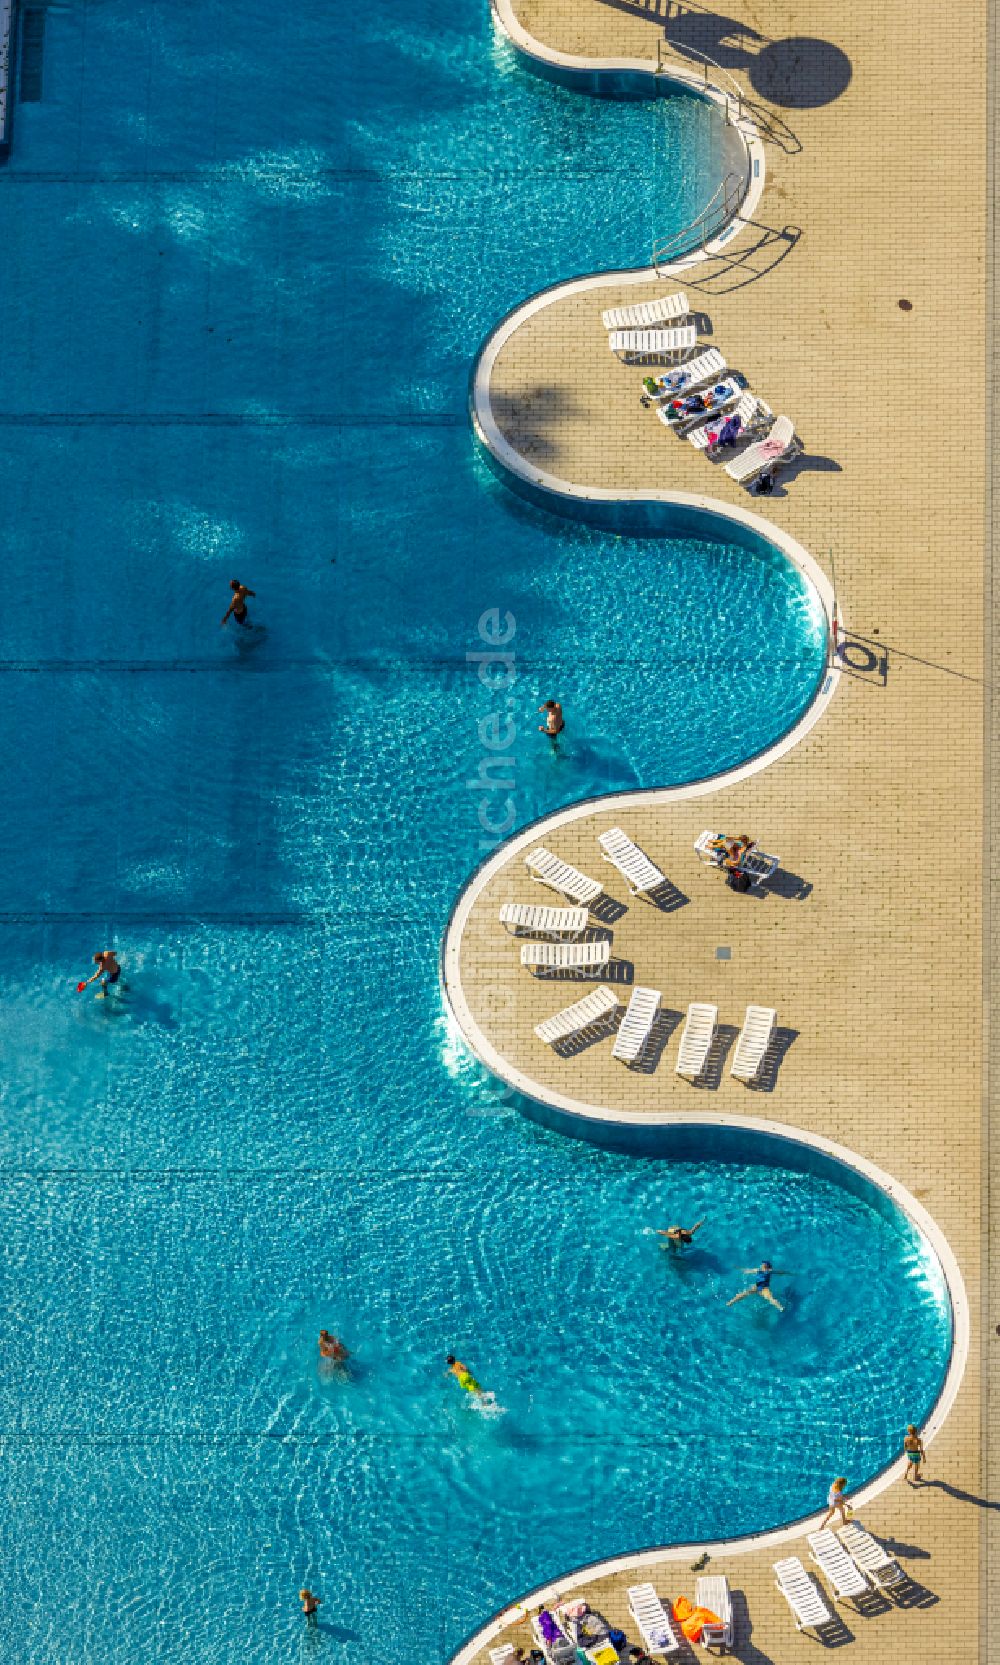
[727,868,752,893]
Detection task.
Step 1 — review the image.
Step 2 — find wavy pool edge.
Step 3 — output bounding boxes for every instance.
[478,2,840,789]
[441,1104,968,1665]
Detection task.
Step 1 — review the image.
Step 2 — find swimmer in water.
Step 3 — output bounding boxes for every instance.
[538,700,565,742]
[446,1354,484,1396]
[318,1331,349,1363]
[727,1260,785,1310]
[80,950,122,999]
[221,578,256,629]
[656,1219,705,1247]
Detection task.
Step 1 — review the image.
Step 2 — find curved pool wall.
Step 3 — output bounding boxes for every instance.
[470,433,840,788]
[489,0,767,250]
[443,1101,967,1665]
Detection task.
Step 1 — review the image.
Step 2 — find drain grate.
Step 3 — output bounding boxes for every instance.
[715,946,732,961]
[19,8,45,103]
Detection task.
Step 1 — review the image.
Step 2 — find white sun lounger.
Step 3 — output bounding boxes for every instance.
[626,1584,680,1655]
[603,290,688,330]
[531,1612,576,1665]
[688,390,760,450]
[693,830,779,887]
[730,1005,776,1081]
[660,380,741,436]
[598,827,667,900]
[535,984,619,1046]
[612,985,660,1065]
[609,323,698,362]
[490,1648,515,1665]
[675,1002,718,1079]
[525,846,603,907]
[807,1530,870,1604]
[740,847,779,885]
[773,1557,835,1634]
[521,939,610,977]
[645,348,725,401]
[724,415,797,484]
[836,1520,909,1595]
[499,902,589,939]
[694,1575,733,1651]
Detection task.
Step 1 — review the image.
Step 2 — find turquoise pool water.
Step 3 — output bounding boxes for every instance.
[0,3,944,1662]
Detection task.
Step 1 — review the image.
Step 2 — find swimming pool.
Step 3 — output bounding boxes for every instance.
[0,2,933,1662]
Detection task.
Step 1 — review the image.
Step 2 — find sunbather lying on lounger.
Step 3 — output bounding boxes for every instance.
[711,414,743,450]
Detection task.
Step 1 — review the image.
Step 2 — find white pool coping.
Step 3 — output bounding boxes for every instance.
[477,2,840,788]
[446,13,967,1660]
[442,1095,968,1665]
[491,0,768,245]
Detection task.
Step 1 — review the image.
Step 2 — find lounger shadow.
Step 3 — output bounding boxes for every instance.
[749,1027,799,1092]
[625,1007,684,1074]
[693,1022,739,1088]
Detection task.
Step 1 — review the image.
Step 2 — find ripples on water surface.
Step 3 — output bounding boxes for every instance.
[0,2,944,1662]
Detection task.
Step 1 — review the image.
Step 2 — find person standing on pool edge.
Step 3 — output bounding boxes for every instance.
[903,1423,927,1484]
[221,579,256,629]
[819,1476,851,1529]
[538,700,564,743]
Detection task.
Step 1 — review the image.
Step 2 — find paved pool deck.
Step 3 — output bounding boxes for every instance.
[448,0,997,1660]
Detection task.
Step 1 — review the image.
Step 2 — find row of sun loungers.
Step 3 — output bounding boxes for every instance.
[512,834,779,1073]
[529,983,776,1082]
[498,1527,906,1665]
[774,1523,910,1634]
[614,299,800,482]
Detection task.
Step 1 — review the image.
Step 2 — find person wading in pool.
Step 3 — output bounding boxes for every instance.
[318,1330,349,1364]
[538,700,564,743]
[80,949,122,999]
[727,1259,786,1311]
[657,1219,706,1248]
[221,579,256,629]
[299,1588,322,1627]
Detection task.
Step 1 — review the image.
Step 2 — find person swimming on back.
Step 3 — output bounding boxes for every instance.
[727,1259,786,1311]
[656,1218,706,1248]
[446,1354,483,1395]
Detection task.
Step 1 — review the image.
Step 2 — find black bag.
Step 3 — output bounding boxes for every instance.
[727,868,752,893]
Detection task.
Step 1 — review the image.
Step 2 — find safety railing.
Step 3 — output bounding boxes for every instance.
[655,35,747,126]
[652,170,746,270]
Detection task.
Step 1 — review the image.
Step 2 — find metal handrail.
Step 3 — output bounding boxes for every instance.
[652,170,746,270]
[655,35,747,125]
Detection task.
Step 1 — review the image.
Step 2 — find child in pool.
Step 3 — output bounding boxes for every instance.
[446,1355,483,1396]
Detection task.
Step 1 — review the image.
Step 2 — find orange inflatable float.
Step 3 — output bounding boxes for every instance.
[672,1596,723,1644]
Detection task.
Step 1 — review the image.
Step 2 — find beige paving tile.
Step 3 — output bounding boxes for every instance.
[450,0,993,1660]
